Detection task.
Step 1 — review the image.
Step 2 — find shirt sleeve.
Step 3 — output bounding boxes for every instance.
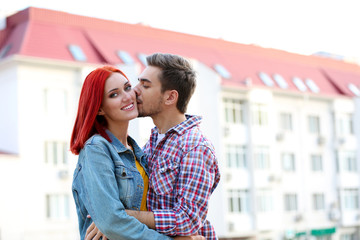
[153,145,219,236]
[80,143,172,240]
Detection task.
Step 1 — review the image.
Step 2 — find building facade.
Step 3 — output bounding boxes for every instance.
[1,7,360,240]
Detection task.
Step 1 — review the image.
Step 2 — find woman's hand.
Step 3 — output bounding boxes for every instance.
[85,222,108,240]
[174,235,205,240]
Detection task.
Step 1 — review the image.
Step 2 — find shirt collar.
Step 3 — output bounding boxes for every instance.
[152,114,202,136]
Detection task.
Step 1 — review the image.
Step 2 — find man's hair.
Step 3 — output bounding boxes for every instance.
[146,53,196,113]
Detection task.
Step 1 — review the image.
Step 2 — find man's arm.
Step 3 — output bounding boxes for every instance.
[125,209,156,229]
[150,145,220,236]
[85,221,206,240]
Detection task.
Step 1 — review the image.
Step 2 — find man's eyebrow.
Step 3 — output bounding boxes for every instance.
[138,78,151,83]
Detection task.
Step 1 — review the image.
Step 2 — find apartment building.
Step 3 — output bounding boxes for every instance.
[0,7,360,240]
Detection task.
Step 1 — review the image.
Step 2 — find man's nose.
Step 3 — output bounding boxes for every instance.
[133,84,141,96]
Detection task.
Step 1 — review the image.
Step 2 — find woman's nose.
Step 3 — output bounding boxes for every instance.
[123,90,134,101]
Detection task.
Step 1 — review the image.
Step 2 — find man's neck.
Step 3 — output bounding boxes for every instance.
[152,109,186,134]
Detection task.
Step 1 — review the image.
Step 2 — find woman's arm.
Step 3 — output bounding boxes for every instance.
[79,143,171,240]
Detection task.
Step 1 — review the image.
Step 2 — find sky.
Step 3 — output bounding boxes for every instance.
[2,0,360,63]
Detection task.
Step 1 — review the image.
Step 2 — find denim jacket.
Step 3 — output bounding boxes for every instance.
[72,130,171,240]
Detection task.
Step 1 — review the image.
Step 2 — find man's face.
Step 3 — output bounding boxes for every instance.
[134,66,164,117]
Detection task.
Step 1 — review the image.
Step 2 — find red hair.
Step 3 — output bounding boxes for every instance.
[70,66,128,155]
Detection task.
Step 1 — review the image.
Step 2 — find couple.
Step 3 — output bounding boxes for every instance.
[70,53,220,240]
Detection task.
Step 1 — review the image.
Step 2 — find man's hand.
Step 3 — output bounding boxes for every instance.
[174,235,205,240]
[85,222,108,240]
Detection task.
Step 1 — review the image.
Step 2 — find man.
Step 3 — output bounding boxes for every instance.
[127,53,220,239]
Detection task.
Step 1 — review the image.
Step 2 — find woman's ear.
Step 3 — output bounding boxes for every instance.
[98,108,105,116]
[164,90,178,106]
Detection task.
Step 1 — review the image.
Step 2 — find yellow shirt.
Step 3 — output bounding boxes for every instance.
[134,155,149,211]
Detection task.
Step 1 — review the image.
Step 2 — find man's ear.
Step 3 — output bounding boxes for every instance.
[164,90,178,106]
[98,108,105,116]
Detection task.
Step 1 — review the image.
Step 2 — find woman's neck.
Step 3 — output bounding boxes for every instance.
[107,122,130,148]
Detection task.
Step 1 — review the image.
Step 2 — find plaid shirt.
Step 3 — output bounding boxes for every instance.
[144,115,220,239]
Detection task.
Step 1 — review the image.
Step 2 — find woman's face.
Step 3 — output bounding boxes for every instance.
[98,72,138,127]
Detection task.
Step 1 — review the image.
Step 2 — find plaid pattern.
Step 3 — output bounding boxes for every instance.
[145,115,220,239]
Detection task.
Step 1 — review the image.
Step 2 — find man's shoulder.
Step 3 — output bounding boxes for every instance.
[177,125,215,151]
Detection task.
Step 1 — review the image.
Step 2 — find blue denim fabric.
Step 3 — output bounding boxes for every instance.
[72,130,171,240]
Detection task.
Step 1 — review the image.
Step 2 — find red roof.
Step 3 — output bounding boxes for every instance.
[1,7,360,97]
[0,149,16,155]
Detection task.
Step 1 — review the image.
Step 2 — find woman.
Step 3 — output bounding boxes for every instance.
[71,66,203,240]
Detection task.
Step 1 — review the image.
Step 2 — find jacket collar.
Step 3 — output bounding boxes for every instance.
[105,129,144,158]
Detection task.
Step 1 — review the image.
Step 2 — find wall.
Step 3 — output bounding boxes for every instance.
[0,60,19,154]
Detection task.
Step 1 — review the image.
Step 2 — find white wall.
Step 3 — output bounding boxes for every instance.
[0,154,27,240]
[0,60,82,239]
[0,60,19,154]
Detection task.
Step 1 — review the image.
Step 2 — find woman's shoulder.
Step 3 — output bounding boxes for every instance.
[78,134,115,161]
[80,134,112,154]
[86,134,108,145]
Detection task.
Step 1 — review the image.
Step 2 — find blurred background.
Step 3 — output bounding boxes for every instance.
[1,0,360,239]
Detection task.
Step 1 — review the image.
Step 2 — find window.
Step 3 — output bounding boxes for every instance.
[308,115,320,134]
[305,78,320,93]
[348,83,360,97]
[225,144,247,169]
[337,113,354,135]
[282,153,295,172]
[45,141,68,166]
[284,193,298,211]
[258,72,274,87]
[273,73,288,89]
[137,53,148,66]
[44,88,68,115]
[337,151,357,172]
[340,233,356,240]
[313,193,325,210]
[116,50,134,64]
[293,77,307,92]
[279,112,293,131]
[257,189,273,212]
[214,64,231,79]
[46,194,70,220]
[311,154,323,172]
[223,98,244,124]
[341,189,359,210]
[68,44,87,61]
[254,146,270,169]
[316,236,331,240]
[252,104,268,126]
[0,43,12,58]
[228,189,249,213]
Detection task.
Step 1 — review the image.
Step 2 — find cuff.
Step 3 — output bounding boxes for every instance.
[153,209,177,235]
